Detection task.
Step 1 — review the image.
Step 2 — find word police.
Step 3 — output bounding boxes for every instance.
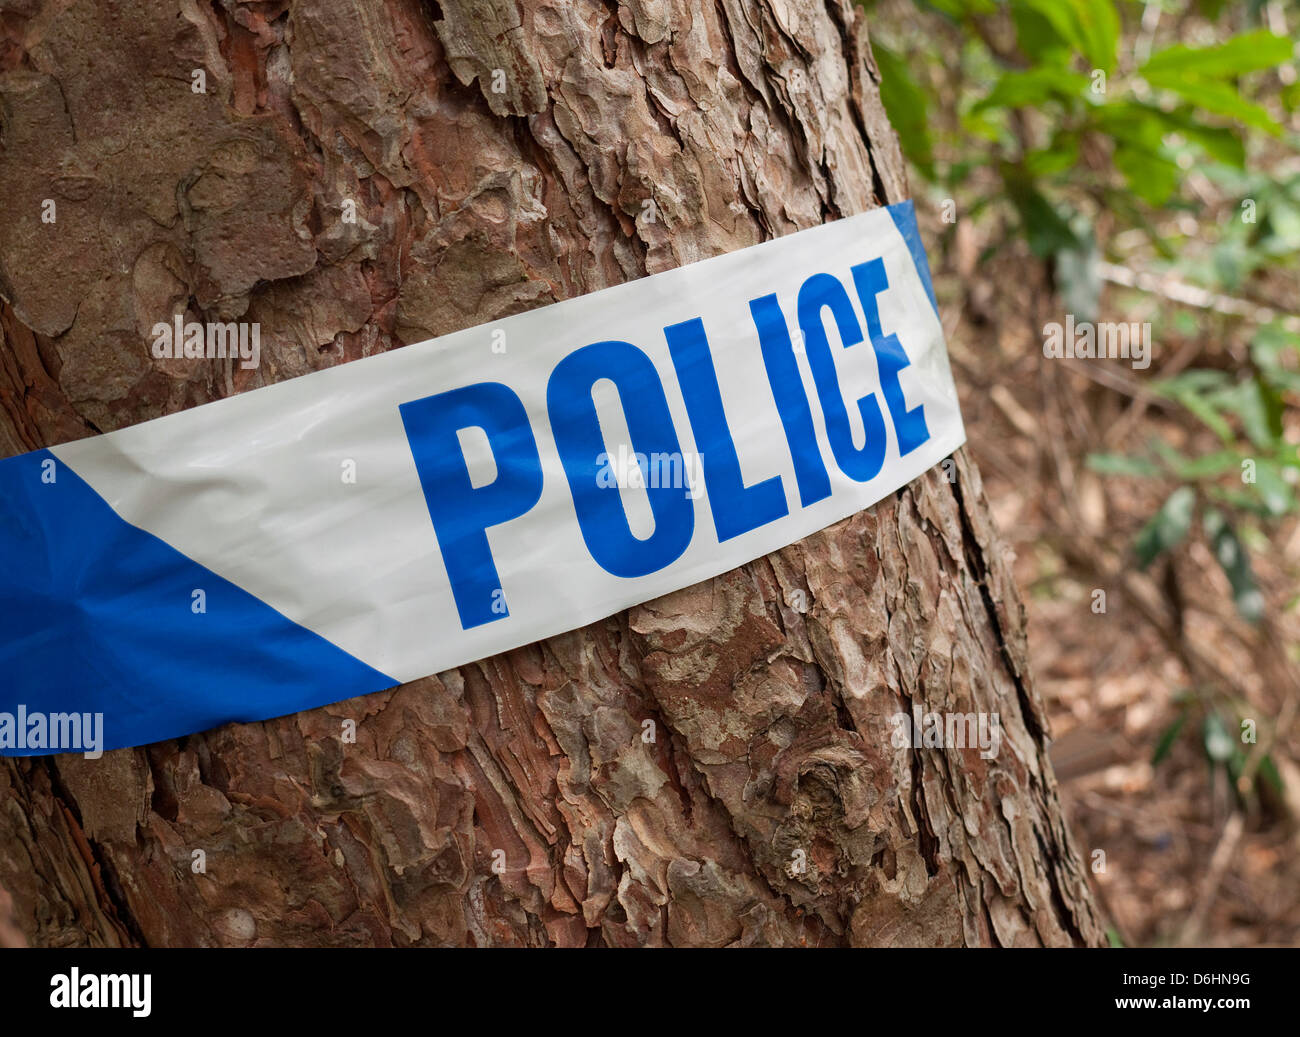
[401,258,931,630]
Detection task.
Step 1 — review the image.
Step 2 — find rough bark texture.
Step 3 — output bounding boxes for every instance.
[0,0,1105,947]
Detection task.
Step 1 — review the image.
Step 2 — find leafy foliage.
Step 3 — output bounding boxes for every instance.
[867,2,1297,787]
[866,0,1298,628]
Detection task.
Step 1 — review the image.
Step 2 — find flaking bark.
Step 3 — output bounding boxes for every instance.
[0,0,1104,946]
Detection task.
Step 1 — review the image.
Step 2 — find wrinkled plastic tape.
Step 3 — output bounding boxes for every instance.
[0,200,964,755]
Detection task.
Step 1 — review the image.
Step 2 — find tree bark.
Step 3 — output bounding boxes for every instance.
[0,0,1104,947]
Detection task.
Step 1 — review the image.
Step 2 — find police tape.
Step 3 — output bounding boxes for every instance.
[0,200,964,756]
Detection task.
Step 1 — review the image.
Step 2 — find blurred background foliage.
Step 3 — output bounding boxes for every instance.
[862,0,1299,944]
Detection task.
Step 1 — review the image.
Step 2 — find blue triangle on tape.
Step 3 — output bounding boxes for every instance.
[0,449,396,755]
[886,199,940,320]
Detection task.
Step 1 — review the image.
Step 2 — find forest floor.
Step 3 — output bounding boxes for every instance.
[930,203,1300,947]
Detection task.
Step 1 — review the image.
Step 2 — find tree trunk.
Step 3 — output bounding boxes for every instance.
[0,0,1104,947]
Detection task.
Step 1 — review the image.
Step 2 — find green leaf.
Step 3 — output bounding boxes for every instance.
[921,0,998,17]
[1006,177,1081,257]
[1112,141,1182,206]
[1247,460,1296,518]
[872,42,935,179]
[1258,754,1284,793]
[1166,449,1240,480]
[1011,3,1072,63]
[1153,372,1238,444]
[1013,0,1083,60]
[1226,744,1248,789]
[1203,712,1235,763]
[1173,121,1246,168]
[1259,197,1300,257]
[1154,370,1232,394]
[1140,74,1282,135]
[1016,0,1119,71]
[1283,77,1300,113]
[1067,0,1121,72]
[1203,508,1264,623]
[1146,105,1247,168]
[1213,376,1285,450]
[1252,323,1300,370]
[1140,31,1294,81]
[1135,486,1196,569]
[1152,712,1188,765]
[1025,133,1081,177]
[1185,395,1236,444]
[1093,103,1183,205]
[1055,216,1101,320]
[972,66,1089,113]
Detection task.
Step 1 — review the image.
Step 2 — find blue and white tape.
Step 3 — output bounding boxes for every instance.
[0,200,964,756]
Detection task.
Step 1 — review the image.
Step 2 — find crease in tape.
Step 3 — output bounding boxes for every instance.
[0,200,965,756]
